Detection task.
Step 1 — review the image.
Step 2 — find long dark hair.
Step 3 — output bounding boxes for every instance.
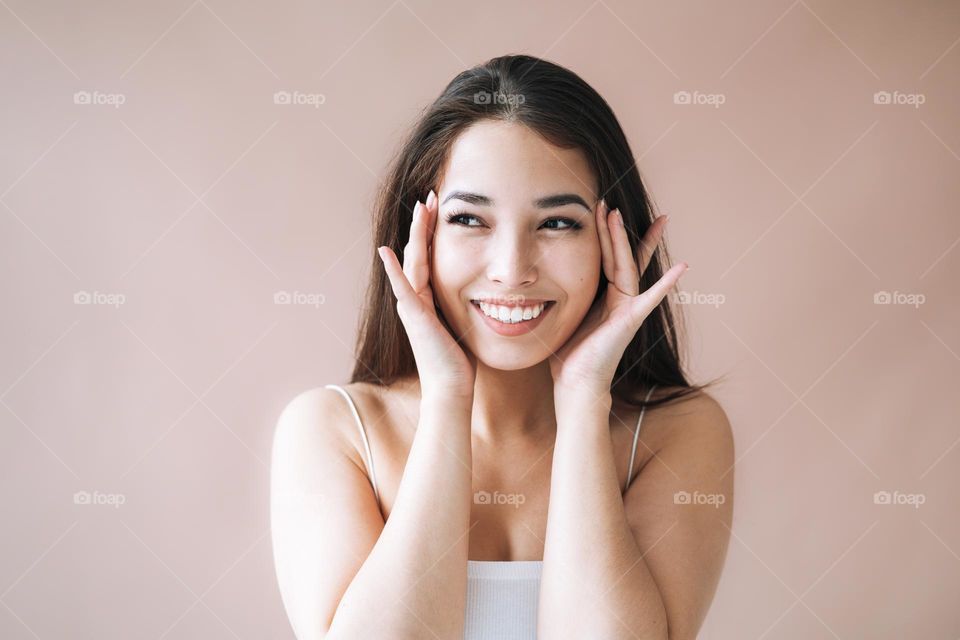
[350,54,719,410]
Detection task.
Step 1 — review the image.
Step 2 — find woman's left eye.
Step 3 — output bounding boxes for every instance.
[541,217,581,231]
[445,212,484,227]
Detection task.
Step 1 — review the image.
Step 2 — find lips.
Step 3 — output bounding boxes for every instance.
[470,300,555,337]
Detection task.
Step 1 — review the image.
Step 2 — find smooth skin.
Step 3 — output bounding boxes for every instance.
[271,121,734,639]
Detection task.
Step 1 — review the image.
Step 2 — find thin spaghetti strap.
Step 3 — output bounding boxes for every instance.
[625,385,657,493]
[324,384,381,507]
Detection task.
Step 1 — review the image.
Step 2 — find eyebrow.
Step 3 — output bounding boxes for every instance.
[441,190,592,211]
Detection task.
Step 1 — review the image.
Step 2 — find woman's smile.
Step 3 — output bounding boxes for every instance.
[470,299,556,336]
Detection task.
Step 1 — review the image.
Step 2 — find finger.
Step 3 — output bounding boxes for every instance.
[628,261,688,326]
[637,214,668,276]
[378,246,418,309]
[424,189,438,264]
[425,188,438,242]
[608,208,640,296]
[596,199,615,281]
[403,201,429,292]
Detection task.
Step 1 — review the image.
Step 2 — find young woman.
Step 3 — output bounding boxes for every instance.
[271,54,734,640]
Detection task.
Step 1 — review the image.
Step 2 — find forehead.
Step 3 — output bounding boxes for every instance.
[438,120,597,200]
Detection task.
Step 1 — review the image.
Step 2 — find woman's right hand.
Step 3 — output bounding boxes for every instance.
[377,190,477,401]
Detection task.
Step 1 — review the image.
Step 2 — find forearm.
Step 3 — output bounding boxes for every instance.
[328,394,473,639]
[538,390,667,639]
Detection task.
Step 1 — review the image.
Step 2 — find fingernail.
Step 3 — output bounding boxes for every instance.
[377,246,386,261]
[614,209,623,226]
[599,198,607,212]
[413,200,421,217]
[426,189,437,209]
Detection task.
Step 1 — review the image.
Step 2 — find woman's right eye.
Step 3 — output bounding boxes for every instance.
[444,212,484,227]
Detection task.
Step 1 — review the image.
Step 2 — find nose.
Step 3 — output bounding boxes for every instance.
[486,231,538,288]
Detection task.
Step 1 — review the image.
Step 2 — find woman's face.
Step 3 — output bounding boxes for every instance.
[431,120,602,371]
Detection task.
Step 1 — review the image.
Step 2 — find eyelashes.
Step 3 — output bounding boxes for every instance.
[442,210,584,231]
[442,211,482,227]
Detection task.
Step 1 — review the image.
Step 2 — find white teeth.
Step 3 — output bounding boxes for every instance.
[477,301,547,324]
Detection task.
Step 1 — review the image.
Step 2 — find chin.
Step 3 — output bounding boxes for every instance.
[464,341,555,371]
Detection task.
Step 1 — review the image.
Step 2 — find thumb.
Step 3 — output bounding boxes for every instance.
[627,262,688,327]
[378,246,418,309]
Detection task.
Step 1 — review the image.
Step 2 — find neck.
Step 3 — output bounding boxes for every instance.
[470,360,557,444]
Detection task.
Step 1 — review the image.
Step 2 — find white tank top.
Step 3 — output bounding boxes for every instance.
[325,383,657,640]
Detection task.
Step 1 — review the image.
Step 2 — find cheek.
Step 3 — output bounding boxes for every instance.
[430,235,474,311]
[550,240,602,304]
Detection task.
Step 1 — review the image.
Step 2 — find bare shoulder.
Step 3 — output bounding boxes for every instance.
[613,387,733,465]
[272,380,417,469]
[647,387,734,454]
[271,385,378,471]
[272,388,335,451]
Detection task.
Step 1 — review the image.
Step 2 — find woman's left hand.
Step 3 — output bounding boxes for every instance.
[548,200,687,397]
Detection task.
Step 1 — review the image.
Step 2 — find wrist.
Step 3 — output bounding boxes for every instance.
[420,389,473,412]
[420,377,475,404]
[417,395,473,439]
[554,386,612,413]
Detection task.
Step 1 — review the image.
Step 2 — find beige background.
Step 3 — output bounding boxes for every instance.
[2,0,959,638]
